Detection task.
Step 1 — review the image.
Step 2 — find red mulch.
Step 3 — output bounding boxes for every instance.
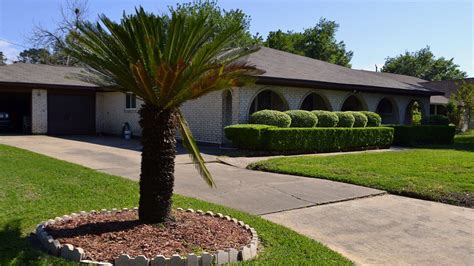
[45,210,252,262]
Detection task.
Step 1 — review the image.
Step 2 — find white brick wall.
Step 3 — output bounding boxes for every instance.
[31,89,47,134]
[97,92,143,136]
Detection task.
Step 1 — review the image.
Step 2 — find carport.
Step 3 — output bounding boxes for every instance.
[0,89,31,133]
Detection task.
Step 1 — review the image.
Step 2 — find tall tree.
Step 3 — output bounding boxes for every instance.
[454,81,474,131]
[17,48,52,64]
[381,46,467,81]
[0,51,6,65]
[66,7,261,223]
[265,18,353,67]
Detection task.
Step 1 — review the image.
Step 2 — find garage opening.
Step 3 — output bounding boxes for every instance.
[0,91,31,134]
[48,92,96,135]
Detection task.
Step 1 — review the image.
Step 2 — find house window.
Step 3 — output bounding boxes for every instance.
[125,93,137,109]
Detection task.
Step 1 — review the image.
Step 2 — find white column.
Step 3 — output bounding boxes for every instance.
[31,89,48,134]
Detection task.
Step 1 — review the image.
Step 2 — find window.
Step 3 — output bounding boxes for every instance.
[125,93,137,109]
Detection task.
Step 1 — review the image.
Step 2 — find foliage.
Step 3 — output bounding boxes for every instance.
[349,112,368,127]
[312,110,339,127]
[249,110,292,128]
[226,126,393,152]
[0,51,6,65]
[224,124,274,150]
[0,144,352,265]
[427,115,450,126]
[390,125,455,146]
[265,18,353,67]
[335,112,355,127]
[284,110,318,127]
[446,97,460,126]
[250,132,474,207]
[66,7,261,221]
[361,111,382,127]
[410,101,422,125]
[381,46,467,81]
[16,48,53,64]
[453,81,474,130]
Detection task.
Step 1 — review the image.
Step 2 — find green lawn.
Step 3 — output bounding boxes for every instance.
[251,131,474,207]
[0,144,352,265]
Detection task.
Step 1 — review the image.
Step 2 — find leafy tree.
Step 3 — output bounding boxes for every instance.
[265,18,353,67]
[66,7,261,223]
[17,48,52,64]
[0,51,6,65]
[381,46,467,81]
[453,81,474,130]
[446,97,460,126]
[172,0,261,47]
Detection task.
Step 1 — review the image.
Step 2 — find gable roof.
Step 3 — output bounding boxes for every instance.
[243,47,440,96]
[422,78,474,104]
[0,63,97,89]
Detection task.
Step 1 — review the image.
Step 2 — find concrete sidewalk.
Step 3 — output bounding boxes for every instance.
[1,135,472,265]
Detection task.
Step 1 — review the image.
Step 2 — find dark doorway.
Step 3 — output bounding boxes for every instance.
[47,92,95,135]
[249,90,288,116]
[341,95,366,111]
[376,98,399,124]
[300,93,331,111]
[0,91,31,134]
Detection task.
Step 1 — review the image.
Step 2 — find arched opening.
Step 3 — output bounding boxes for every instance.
[404,100,424,125]
[249,90,288,116]
[376,98,399,124]
[341,95,366,111]
[300,93,331,111]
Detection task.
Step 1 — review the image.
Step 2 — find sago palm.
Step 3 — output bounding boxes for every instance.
[66,7,261,223]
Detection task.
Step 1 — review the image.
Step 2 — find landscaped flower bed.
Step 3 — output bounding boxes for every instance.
[35,208,259,265]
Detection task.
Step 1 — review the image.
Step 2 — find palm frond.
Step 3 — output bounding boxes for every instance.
[176,109,215,188]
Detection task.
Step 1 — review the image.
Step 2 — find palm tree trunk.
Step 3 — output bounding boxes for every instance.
[138,104,177,223]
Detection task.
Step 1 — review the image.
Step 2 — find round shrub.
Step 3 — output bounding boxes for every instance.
[312,110,338,127]
[361,111,382,127]
[249,110,291,128]
[284,110,318,127]
[428,115,450,126]
[335,112,355,127]
[349,112,368,127]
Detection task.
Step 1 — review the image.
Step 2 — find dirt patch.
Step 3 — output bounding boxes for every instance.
[45,210,251,262]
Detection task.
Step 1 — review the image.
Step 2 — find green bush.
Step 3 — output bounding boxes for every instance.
[263,127,393,152]
[335,112,355,127]
[361,111,382,127]
[249,110,291,128]
[312,110,338,127]
[390,125,455,146]
[284,110,318,127]
[427,115,450,126]
[224,124,274,150]
[349,112,368,127]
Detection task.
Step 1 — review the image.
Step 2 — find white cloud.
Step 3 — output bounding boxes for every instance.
[0,40,20,63]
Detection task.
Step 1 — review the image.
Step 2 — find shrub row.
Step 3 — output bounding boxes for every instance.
[389,125,455,146]
[225,125,394,152]
[249,109,382,128]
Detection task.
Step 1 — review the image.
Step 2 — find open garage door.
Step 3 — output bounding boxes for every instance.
[47,92,95,135]
[0,91,31,134]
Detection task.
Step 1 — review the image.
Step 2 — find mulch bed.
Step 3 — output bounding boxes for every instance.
[45,210,252,262]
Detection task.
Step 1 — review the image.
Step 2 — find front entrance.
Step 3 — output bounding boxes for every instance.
[47,92,96,135]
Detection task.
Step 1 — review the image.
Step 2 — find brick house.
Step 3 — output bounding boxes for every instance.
[0,47,445,144]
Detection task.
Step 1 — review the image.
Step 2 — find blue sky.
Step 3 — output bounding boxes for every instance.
[0,0,472,76]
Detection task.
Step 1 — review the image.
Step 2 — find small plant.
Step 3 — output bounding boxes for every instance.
[348,112,368,127]
[361,111,382,127]
[312,110,338,127]
[284,110,318,127]
[249,110,292,128]
[335,112,355,127]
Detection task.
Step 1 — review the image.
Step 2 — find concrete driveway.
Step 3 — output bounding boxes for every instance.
[1,135,472,265]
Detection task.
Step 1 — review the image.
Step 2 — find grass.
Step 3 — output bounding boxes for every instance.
[251,131,474,207]
[0,144,352,265]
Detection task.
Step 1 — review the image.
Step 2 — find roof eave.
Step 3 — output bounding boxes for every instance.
[0,81,99,91]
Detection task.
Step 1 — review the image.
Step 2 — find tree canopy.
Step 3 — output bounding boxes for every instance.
[264,18,353,67]
[0,51,6,65]
[381,46,467,81]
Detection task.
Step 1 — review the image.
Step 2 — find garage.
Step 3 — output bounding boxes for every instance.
[47,92,96,135]
[0,91,31,134]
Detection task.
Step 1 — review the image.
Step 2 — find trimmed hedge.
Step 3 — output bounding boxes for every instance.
[285,110,318,127]
[349,112,368,127]
[390,125,455,146]
[335,112,355,127]
[361,111,382,127]
[312,111,338,127]
[224,124,275,150]
[249,110,291,128]
[427,115,450,126]
[225,124,394,152]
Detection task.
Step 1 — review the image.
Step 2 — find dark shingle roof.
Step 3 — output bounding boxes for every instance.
[0,63,96,88]
[422,78,474,104]
[243,47,440,95]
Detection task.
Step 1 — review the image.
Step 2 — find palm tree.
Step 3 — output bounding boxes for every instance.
[66,7,261,223]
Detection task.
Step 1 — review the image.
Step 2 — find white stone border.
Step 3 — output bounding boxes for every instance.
[35,207,259,265]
